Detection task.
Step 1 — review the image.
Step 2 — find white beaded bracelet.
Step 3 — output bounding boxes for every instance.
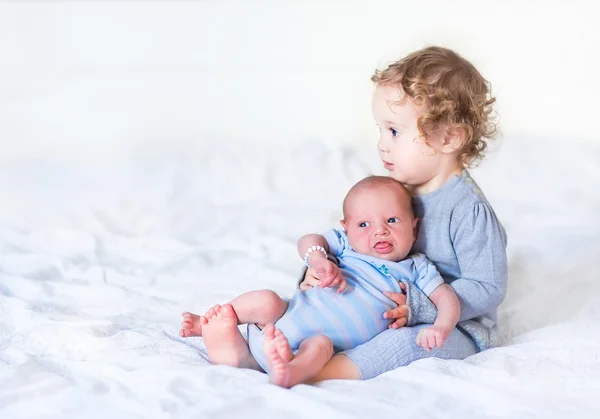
[304,245,328,268]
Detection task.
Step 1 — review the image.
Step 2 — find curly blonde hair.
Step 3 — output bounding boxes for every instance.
[372,46,497,167]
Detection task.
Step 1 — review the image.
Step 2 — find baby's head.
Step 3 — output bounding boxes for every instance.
[341,176,417,262]
[371,46,497,190]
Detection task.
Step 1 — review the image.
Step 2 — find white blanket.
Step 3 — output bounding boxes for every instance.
[1,138,599,418]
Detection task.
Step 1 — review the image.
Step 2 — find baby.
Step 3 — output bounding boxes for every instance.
[180,176,460,387]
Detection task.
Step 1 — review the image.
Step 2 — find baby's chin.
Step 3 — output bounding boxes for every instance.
[365,248,405,262]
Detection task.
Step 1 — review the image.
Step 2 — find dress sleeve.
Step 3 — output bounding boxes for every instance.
[448,202,508,321]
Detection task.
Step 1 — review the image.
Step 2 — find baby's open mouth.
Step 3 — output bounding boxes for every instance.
[374,241,393,254]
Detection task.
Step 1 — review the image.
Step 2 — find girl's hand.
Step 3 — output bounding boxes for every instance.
[383,282,408,329]
[416,326,451,352]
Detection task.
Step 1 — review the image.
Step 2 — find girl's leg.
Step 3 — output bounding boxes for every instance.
[309,324,477,382]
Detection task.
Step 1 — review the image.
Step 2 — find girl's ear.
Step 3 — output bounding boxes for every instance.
[440,125,466,154]
[340,219,348,231]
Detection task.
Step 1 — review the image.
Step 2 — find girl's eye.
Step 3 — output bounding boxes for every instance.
[387,217,399,224]
[390,128,399,137]
[359,222,370,228]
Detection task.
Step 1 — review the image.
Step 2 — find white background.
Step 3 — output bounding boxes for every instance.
[1,0,599,162]
[2,3,600,417]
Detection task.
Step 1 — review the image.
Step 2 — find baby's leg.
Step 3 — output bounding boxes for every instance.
[179,289,287,338]
[195,290,287,369]
[228,290,288,328]
[201,304,259,370]
[262,324,333,388]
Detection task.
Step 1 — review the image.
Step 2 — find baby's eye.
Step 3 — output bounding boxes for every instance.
[390,128,399,137]
[359,222,370,228]
[387,217,399,224]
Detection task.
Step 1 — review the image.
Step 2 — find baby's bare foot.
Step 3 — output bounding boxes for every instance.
[203,304,257,368]
[263,325,294,362]
[267,344,294,388]
[268,334,332,388]
[263,324,294,364]
[204,304,222,320]
[180,304,224,337]
[180,311,208,337]
[262,323,277,354]
[273,329,294,362]
[262,326,297,388]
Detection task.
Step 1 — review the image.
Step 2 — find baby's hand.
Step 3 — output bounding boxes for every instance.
[416,326,451,352]
[310,258,347,293]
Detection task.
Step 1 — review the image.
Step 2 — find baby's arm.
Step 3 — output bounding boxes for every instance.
[416,284,460,351]
[297,234,329,257]
[297,234,347,293]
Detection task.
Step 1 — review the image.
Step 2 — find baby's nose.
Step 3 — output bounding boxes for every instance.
[375,225,390,235]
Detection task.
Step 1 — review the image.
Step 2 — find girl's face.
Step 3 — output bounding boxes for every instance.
[372,85,459,195]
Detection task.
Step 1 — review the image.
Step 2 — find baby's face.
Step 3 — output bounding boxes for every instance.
[341,185,417,262]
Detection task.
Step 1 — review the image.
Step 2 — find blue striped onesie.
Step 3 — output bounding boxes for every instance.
[247,228,444,373]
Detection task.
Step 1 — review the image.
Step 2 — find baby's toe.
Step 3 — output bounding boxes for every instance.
[263,324,276,340]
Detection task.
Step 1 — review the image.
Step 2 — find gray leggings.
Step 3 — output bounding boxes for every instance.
[342,323,477,379]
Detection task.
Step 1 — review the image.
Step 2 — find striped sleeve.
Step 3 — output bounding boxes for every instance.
[322,228,350,257]
[410,253,445,296]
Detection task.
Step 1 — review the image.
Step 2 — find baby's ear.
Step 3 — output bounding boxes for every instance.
[340,219,348,231]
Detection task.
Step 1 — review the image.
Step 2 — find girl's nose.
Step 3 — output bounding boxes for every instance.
[377,135,389,153]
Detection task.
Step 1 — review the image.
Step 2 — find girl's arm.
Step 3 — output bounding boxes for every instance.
[449,202,508,322]
[399,201,507,327]
[416,284,460,351]
[429,284,460,334]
